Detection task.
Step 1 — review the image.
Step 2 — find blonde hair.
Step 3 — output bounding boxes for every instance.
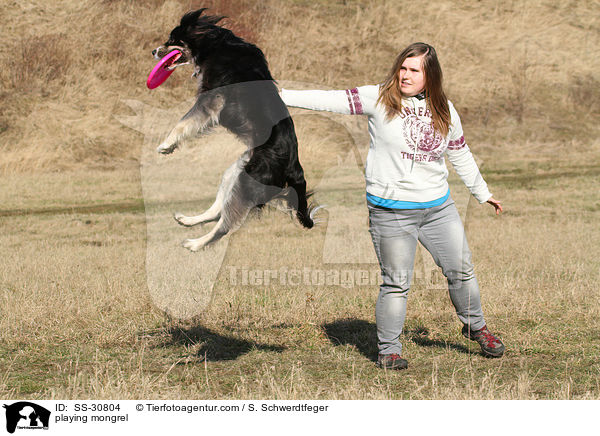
[377,43,451,136]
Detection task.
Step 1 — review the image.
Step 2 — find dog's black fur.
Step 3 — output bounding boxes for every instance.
[153,9,315,250]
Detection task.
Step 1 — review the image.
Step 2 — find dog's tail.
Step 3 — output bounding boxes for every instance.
[306,195,327,226]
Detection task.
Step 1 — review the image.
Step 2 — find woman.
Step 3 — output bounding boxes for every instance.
[280,42,504,370]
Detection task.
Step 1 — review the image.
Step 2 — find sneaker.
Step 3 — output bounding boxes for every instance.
[462,324,505,357]
[377,353,408,370]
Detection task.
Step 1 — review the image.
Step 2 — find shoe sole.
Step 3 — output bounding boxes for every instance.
[479,347,504,358]
[376,361,408,370]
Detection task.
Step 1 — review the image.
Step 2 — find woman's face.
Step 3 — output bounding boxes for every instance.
[399,55,426,97]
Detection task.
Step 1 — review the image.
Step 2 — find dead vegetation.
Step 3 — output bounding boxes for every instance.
[0,0,598,172]
[0,0,599,401]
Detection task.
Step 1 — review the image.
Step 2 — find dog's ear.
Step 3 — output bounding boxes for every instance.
[181,8,225,28]
[180,8,208,26]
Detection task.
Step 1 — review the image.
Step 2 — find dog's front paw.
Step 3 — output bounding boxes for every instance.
[157,142,178,154]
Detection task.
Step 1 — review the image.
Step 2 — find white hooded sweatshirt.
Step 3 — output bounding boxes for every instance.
[281,85,492,207]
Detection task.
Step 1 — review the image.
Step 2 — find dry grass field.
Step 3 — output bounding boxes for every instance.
[0,0,599,400]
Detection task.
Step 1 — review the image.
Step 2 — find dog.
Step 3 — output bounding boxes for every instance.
[152,8,319,251]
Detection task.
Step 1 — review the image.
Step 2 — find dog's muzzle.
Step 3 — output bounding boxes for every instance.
[153,46,191,69]
[152,46,166,59]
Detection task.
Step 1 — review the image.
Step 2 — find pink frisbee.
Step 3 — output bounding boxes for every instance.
[147,50,182,89]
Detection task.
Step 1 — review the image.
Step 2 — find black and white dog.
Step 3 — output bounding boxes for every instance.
[153,9,318,251]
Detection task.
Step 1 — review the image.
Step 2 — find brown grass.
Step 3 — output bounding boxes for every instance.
[0,0,599,401]
[0,0,598,172]
[1,154,599,399]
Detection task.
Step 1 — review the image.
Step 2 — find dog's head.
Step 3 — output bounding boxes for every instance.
[152,8,226,71]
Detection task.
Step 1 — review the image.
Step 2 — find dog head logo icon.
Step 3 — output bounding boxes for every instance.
[3,402,50,434]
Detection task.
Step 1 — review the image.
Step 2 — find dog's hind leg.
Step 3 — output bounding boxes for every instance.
[174,195,222,227]
[173,158,242,226]
[181,159,255,251]
[181,189,252,251]
[157,92,225,154]
[182,215,231,251]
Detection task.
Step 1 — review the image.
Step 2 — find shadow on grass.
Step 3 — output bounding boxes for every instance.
[321,319,475,361]
[159,324,286,362]
[406,326,473,355]
[321,319,379,362]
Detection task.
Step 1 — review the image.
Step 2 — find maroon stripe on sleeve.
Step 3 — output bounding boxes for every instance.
[345,89,355,114]
[349,88,363,114]
[447,135,466,150]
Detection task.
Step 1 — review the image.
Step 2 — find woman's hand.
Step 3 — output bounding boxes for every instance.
[487,197,503,215]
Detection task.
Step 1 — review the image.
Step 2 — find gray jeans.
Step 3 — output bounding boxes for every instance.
[368,197,486,356]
